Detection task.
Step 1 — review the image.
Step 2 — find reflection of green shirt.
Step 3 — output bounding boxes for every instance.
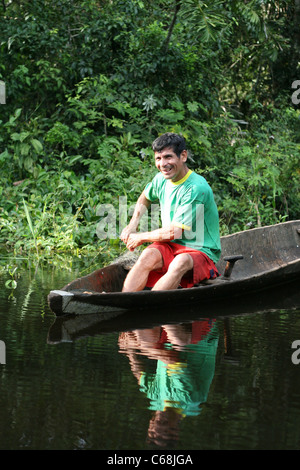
[144,170,221,263]
[139,325,219,417]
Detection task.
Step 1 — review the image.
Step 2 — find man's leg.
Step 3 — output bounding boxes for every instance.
[152,253,193,291]
[122,247,163,292]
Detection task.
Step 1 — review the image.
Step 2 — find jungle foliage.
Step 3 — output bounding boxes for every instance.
[0,0,299,257]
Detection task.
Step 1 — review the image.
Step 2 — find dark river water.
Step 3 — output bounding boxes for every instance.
[0,254,300,451]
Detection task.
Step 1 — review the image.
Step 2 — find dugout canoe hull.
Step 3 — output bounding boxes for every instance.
[48,220,300,317]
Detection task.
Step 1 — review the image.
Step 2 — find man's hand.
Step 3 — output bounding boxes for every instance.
[125,233,144,251]
[120,224,137,244]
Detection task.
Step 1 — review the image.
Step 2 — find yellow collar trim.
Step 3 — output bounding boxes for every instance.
[171,169,193,186]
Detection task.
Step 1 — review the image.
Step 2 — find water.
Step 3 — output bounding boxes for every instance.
[0,256,300,450]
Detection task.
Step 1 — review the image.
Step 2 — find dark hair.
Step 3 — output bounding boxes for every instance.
[152,133,186,158]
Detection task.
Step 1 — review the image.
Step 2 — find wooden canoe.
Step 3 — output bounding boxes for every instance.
[48,220,300,317]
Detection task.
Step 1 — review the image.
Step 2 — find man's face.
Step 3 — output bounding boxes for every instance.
[154,147,188,182]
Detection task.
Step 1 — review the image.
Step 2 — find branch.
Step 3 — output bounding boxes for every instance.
[163,0,181,53]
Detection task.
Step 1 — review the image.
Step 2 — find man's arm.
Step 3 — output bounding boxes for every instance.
[124,223,183,251]
[120,192,151,243]
[121,191,183,251]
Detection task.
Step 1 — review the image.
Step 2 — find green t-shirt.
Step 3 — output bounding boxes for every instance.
[144,170,221,263]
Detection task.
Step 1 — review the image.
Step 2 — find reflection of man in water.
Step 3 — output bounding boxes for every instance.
[119,320,219,448]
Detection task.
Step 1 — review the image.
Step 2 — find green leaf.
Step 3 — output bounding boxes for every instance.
[31,139,43,153]
[11,133,21,141]
[22,198,36,242]
[20,143,30,156]
[19,131,30,142]
[187,101,199,113]
[5,279,17,289]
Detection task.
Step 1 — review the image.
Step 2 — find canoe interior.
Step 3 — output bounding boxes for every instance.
[216,220,300,280]
[61,263,128,294]
[61,220,300,295]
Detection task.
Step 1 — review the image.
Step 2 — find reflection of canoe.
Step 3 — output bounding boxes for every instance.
[47,279,300,344]
[48,220,300,317]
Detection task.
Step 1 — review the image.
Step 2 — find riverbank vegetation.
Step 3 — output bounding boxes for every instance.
[0,0,299,258]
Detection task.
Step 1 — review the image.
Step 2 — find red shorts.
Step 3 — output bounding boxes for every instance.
[145,242,219,289]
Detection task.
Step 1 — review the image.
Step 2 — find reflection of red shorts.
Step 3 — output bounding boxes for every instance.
[158,319,216,347]
[145,242,219,289]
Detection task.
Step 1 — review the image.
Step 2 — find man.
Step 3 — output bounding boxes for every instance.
[120,132,221,292]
